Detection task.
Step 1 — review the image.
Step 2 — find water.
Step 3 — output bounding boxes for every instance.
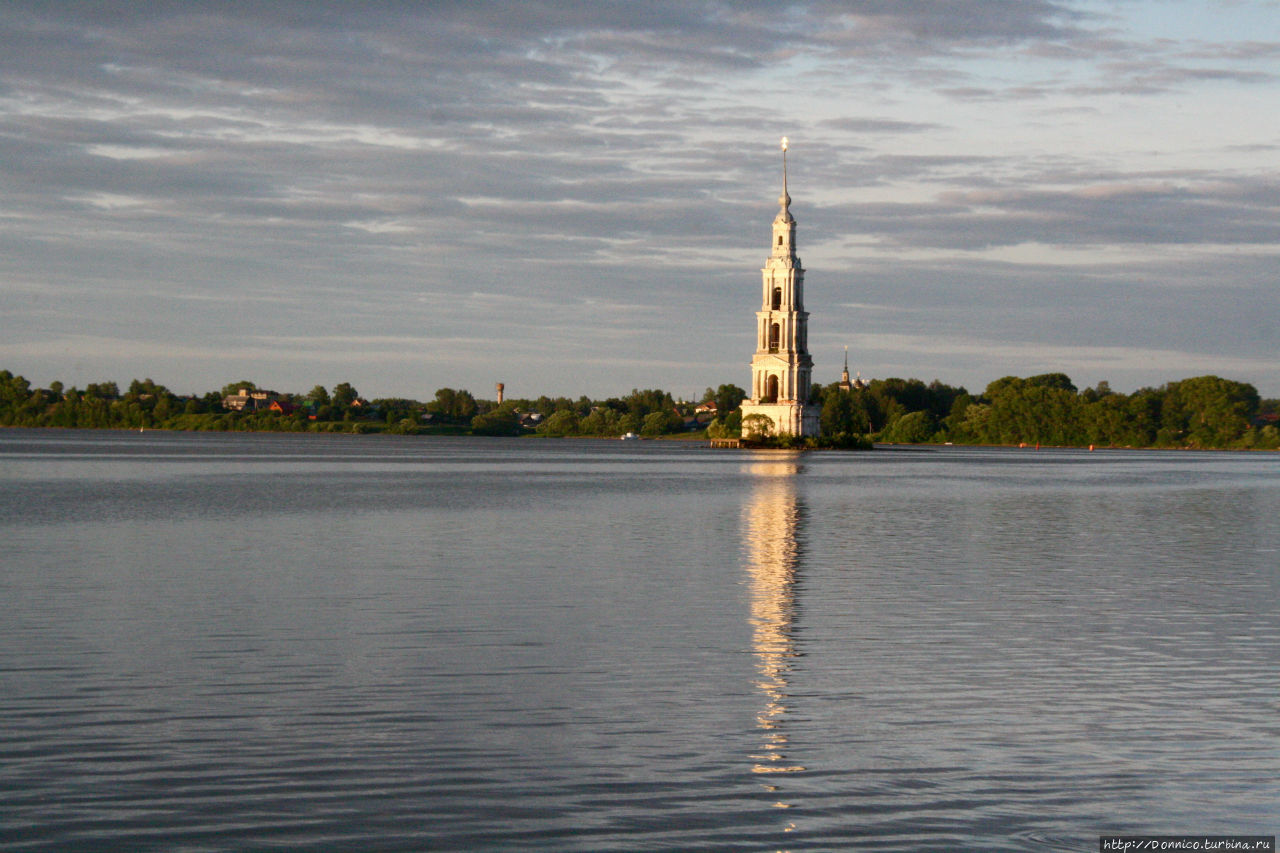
[1,429,1277,851]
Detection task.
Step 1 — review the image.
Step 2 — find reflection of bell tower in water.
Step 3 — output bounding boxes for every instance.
[740,137,820,438]
[744,456,805,815]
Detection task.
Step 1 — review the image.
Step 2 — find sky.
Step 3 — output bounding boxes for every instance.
[2,1,1278,402]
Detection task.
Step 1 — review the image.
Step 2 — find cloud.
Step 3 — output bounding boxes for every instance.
[0,1,1278,399]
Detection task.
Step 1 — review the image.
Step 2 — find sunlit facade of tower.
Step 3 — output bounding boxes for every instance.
[740,138,820,438]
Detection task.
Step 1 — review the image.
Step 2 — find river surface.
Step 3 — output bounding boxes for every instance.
[1,429,1277,851]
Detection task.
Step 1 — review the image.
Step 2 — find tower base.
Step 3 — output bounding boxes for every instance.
[740,402,820,439]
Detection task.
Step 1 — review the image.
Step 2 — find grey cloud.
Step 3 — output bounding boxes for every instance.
[817,117,944,135]
[1097,58,1278,92]
[808,174,1280,251]
[1,2,1278,398]
[821,250,1280,381]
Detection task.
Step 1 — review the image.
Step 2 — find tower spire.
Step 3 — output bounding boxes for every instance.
[779,136,791,217]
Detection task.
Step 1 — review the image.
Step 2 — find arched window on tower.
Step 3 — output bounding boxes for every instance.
[771,287,781,310]
[764,375,779,403]
[768,323,780,353]
[777,235,783,246]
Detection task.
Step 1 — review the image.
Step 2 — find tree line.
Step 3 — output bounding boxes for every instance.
[0,371,725,438]
[814,373,1279,450]
[1,368,1276,449]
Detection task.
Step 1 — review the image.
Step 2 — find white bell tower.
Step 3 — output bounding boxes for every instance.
[740,138,820,438]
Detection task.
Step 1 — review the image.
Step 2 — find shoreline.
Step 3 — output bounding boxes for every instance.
[4,423,1277,453]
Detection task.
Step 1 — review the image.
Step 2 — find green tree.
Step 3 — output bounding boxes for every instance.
[982,375,1084,445]
[1026,373,1077,393]
[1081,380,1113,403]
[532,395,577,417]
[427,387,478,422]
[881,410,936,444]
[386,417,419,435]
[741,413,774,440]
[0,371,35,425]
[1159,376,1259,448]
[866,378,947,430]
[331,382,360,409]
[471,406,521,436]
[126,378,171,399]
[1082,393,1130,446]
[579,407,621,436]
[706,410,743,439]
[537,409,580,436]
[959,402,992,443]
[621,389,675,419]
[819,383,870,440]
[0,370,31,404]
[925,380,968,420]
[220,380,257,398]
[84,381,120,400]
[153,396,173,422]
[1253,424,1280,449]
[713,384,746,417]
[706,418,731,439]
[1121,388,1163,447]
[941,393,973,440]
[375,398,417,425]
[640,410,680,437]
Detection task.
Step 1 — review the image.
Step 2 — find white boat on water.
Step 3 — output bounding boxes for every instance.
[620,432,639,441]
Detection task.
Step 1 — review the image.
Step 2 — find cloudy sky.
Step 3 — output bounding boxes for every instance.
[2,1,1278,401]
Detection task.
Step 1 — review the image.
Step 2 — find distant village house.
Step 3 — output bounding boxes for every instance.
[222,388,272,411]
